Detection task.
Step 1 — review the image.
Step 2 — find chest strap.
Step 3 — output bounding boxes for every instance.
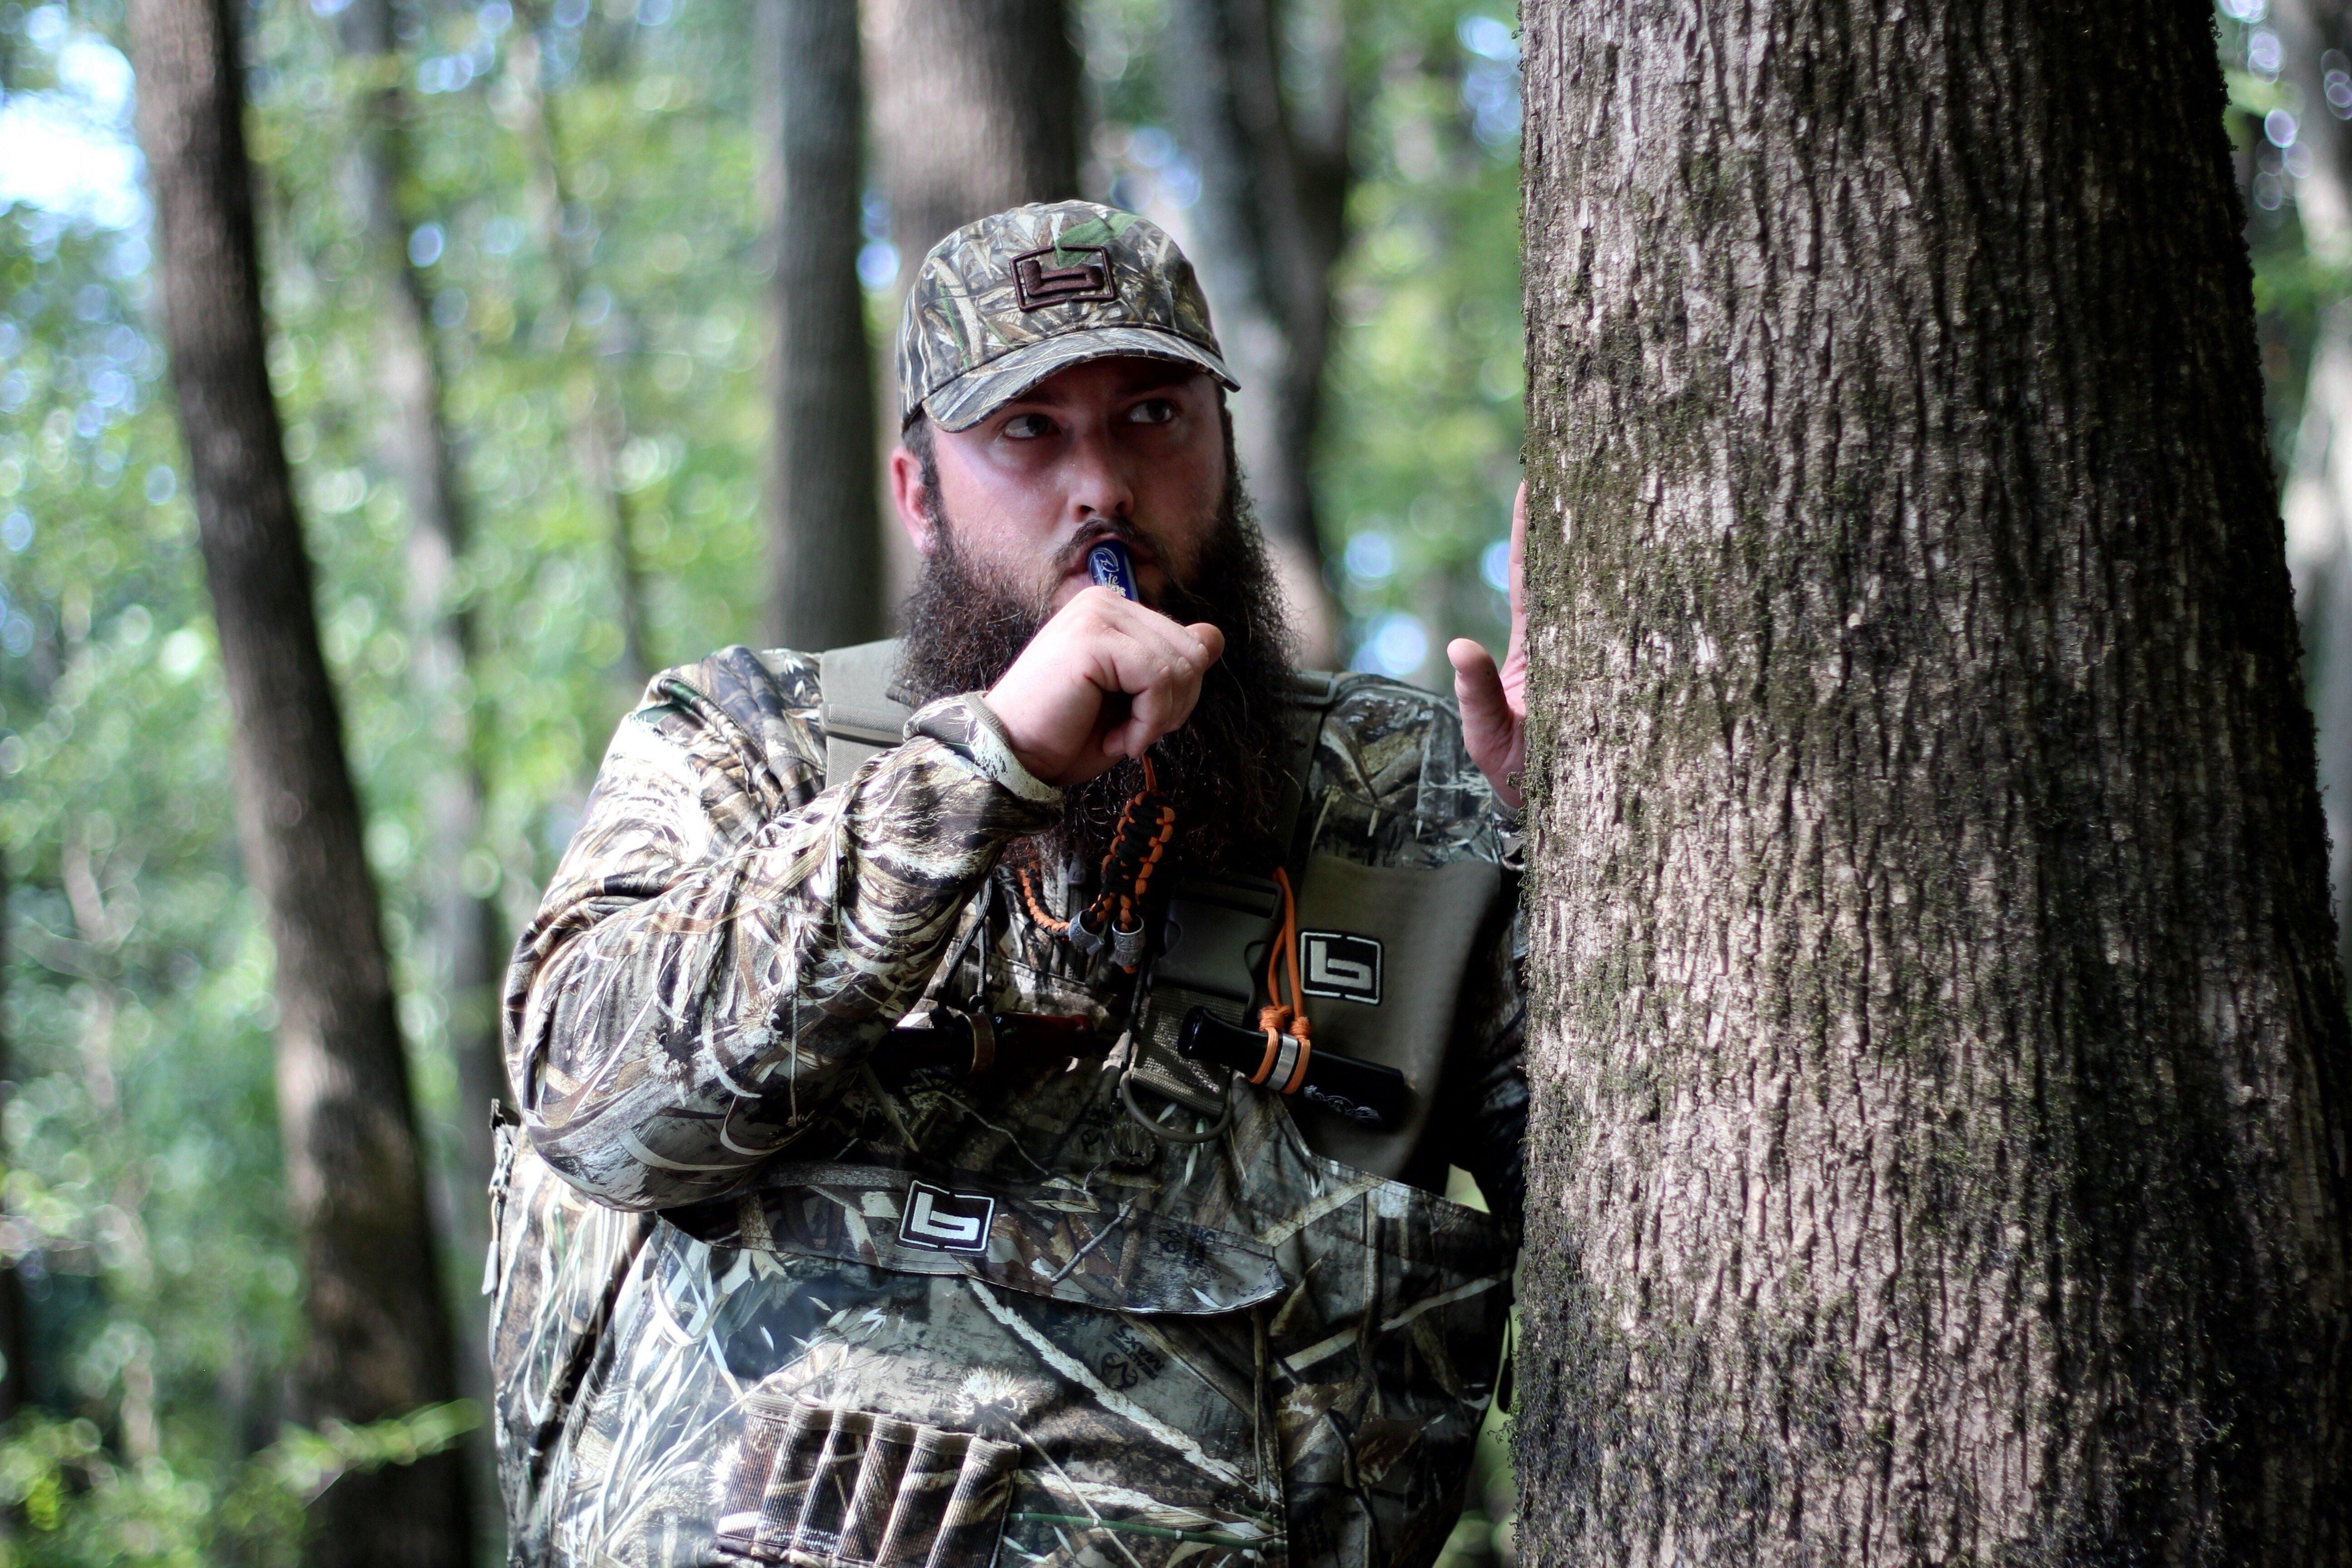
[817,638,915,784]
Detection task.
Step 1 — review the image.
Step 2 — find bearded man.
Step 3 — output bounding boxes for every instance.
[488,202,1533,1568]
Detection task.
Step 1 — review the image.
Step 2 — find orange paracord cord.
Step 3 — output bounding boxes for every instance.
[1015,862,1069,934]
[1016,759,1176,972]
[1254,866,1311,1093]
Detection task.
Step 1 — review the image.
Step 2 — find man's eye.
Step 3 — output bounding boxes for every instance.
[1003,413,1053,439]
[1127,399,1176,425]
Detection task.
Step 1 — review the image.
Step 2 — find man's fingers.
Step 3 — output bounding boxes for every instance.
[1449,636,1524,809]
[1449,638,1507,744]
[1120,673,1193,750]
[1117,647,1206,750]
[987,590,1233,785]
[1076,611,1214,759]
[1079,594,1220,685]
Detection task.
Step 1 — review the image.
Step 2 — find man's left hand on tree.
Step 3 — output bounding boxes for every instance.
[1449,480,1529,811]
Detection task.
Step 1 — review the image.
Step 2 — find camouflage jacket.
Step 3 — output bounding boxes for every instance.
[489,647,1527,1568]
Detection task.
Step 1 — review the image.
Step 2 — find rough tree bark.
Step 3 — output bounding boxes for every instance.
[864,0,1079,266]
[337,0,505,1529]
[124,0,472,1559]
[1166,0,1346,645]
[2276,0,2352,976]
[762,0,883,651]
[1515,0,2352,1561]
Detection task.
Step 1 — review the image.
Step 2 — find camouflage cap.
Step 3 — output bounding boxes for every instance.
[896,201,1238,432]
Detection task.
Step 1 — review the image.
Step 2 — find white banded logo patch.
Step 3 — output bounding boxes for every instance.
[899,1181,995,1253]
[1300,930,1382,1005]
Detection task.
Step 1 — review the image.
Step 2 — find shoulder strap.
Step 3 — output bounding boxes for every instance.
[817,638,912,784]
[1270,670,1339,865]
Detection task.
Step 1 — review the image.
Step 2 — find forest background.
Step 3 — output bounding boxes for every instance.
[0,0,2330,1561]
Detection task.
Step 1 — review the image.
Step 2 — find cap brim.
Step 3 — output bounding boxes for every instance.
[922,327,1239,432]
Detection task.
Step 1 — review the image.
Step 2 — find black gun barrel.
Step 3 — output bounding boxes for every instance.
[1177,1007,1408,1130]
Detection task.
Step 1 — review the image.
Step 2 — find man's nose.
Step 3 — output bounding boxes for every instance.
[1061,421,1136,522]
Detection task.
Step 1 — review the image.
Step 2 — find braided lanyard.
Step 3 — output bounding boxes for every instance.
[1012,757,1177,972]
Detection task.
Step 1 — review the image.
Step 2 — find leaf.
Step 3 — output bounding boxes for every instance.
[1053,211,1142,257]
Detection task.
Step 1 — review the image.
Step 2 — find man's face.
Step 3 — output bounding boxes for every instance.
[893,356,1295,874]
[889,357,1228,607]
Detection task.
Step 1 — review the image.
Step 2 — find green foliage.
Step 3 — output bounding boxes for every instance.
[1317,0,1524,685]
[1,190,293,1468]
[0,0,1512,1556]
[1083,0,1526,684]
[2224,5,2337,474]
[0,1400,475,1567]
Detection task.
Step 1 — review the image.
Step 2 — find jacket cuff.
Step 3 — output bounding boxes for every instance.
[905,694,1064,812]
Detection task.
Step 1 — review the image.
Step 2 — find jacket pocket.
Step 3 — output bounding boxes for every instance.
[716,1394,1018,1568]
[1279,848,1502,1182]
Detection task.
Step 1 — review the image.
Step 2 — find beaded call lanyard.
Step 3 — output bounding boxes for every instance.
[1014,538,1176,973]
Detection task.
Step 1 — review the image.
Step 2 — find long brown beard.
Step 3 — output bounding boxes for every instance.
[897,468,1300,879]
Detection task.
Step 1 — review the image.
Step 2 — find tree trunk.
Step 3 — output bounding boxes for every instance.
[505,7,655,690]
[763,0,884,652]
[0,849,27,1423]
[1165,0,1346,653]
[338,0,506,1534]
[124,0,471,1559]
[58,824,163,1462]
[865,0,1079,266]
[2276,0,2352,979]
[863,0,1077,600]
[1515,0,2352,1561]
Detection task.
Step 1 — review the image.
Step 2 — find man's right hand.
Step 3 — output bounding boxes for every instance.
[982,586,1226,787]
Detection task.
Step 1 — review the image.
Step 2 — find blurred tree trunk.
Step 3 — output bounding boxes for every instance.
[1166,0,1345,654]
[337,0,505,1533]
[864,0,1077,601]
[865,0,1079,265]
[2275,0,2352,980]
[57,825,161,1462]
[504,6,655,690]
[0,849,26,1423]
[761,0,884,651]
[124,0,472,1560]
[1516,0,2352,1561]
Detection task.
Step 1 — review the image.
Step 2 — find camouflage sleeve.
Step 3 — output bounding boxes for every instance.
[503,649,1062,1212]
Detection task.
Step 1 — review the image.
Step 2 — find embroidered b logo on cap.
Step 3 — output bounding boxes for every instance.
[1013,245,1116,309]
